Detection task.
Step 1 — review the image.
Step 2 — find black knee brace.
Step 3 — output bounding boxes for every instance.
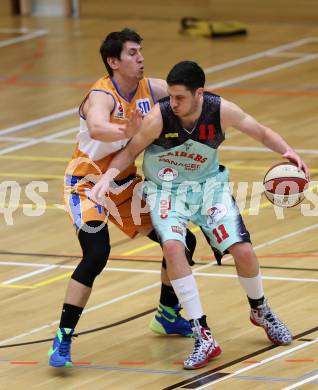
[72,221,110,287]
[185,229,196,266]
[147,229,196,269]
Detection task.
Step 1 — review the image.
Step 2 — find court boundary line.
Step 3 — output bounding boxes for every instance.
[0,50,317,154]
[0,126,78,155]
[204,37,318,74]
[0,108,77,136]
[2,264,318,286]
[1,220,317,287]
[207,53,318,89]
[1,222,317,345]
[1,36,317,139]
[0,136,75,145]
[163,325,318,390]
[0,281,161,345]
[0,144,317,155]
[282,371,318,389]
[0,37,316,156]
[0,27,48,49]
[0,35,318,384]
[195,338,318,389]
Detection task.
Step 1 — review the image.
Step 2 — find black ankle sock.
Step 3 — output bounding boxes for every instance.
[59,303,83,329]
[190,315,209,329]
[248,296,265,309]
[160,283,179,308]
[198,315,208,328]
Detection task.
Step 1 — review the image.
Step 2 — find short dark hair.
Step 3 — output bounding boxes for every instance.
[166,61,205,93]
[100,28,143,76]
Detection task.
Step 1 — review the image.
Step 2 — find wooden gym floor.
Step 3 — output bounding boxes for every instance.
[0,8,318,390]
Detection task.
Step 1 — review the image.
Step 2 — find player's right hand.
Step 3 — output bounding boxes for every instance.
[283,149,310,181]
[90,168,121,206]
[124,108,143,138]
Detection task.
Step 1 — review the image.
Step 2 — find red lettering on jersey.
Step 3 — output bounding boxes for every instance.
[194,154,204,162]
[160,196,171,219]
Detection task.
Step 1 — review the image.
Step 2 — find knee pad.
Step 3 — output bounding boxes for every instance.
[72,221,110,287]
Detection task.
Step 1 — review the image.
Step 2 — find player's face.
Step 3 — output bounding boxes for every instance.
[168,85,202,117]
[116,41,144,80]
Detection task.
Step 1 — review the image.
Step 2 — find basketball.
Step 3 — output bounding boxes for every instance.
[263,162,309,207]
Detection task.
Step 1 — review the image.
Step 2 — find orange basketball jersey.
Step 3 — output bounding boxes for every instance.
[65,76,156,179]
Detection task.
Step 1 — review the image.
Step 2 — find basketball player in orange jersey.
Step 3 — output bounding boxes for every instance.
[48,28,197,368]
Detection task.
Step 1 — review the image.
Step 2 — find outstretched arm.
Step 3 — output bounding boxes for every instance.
[220,98,310,179]
[90,104,163,202]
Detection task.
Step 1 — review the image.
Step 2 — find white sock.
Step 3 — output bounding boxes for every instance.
[171,274,203,320]
[238,272,264,300]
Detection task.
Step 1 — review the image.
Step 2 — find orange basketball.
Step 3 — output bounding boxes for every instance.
[263,162,309,208]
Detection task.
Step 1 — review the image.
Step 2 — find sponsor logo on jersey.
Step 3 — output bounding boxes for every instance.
[114,102,125,120]
[136,98,151,116]
[160,195,171,219]
[165,132,179,138]
[185,142,193,151]
[206,203,227,226]
[171,225,183,236]
[158,167,178,181]
[158,151,208,163]
[158,158,201,171]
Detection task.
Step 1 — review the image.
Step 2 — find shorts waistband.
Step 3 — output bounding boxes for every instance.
[65,174,137,187]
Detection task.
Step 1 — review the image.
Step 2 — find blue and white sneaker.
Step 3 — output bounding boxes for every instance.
[149,304,192,337]
[48,328,74,367]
